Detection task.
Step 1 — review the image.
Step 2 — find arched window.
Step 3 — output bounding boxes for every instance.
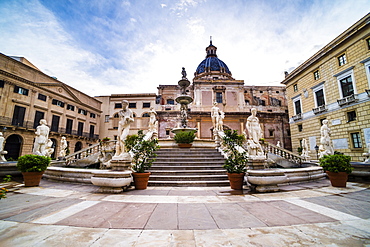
[142,113,150,117]
[114,113,119,118]
[4,134,23,160]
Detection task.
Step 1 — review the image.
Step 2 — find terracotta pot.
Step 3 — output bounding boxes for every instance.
[227,172,245,190]
[132,172,151,190]
[22,171,45,187]
[178,143,192,148]
[326,171,348,187]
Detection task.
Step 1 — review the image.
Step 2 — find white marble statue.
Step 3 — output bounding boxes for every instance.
[148,107,158,132]
[318,119,334,158]
[59,136,68,157]
[276,141,281,147]
[363,143,370,163]
[211,102,221,131]
[216,111,225,131]
[43,139,54,157]
[114,100,134,159]
[0,132,7,162]
[33,119,50,156]
[246,108,264,157]
[301,138,310,160]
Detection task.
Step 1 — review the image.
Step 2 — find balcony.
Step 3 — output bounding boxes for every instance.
[292,113,302,121]
[337,94,358,106]
[312,105,327,114]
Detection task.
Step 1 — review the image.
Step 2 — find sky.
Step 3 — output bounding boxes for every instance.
[0,0,369,97]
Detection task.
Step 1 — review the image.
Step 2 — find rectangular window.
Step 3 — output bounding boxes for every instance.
[0,80,4,88]
[105,115,110,122]
[51,115,60,132]
[143,102,151,108]
[38,93,47,101]
[339,76,354,97]
[129,103,136,108]
[298,124,303,132]
[338,54,347,66]
[293,84,298,92]
[52,99,65,107]
[89,125,95,138]
[366,37,370,50]
[347,111,356,122]
[90,113,96,118]
[216,92,223,103]
[315,89,325,107]
[167,99,174,105]
[314,70,320,80]
[77,122,84,136]
[294,100,302,115]
[67,104,75,111]
[14,86,29,96]
[12,105,26,127]
[33,111,45,129]
[269,129,274,137]
[66,119,73,134]
[114,103,122,109]
[351,132,362,148]
[78,109,87,115]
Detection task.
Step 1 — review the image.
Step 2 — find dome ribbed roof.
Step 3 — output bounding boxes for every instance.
[195,56,231,74]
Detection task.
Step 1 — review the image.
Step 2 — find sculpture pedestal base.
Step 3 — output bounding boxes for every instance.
[247,170,288,193]
[91,153,133,193]
[0,150,7,162]
[247,158,267,170]
[91,170,132,193]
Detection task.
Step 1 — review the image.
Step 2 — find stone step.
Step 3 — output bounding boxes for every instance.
[149,175,227,181]
[152,162,225,166]
[154,158,225,162]
[150,170,226,176]
[149,166,224,170]
[155,149,221,154]
[148,180,230,187]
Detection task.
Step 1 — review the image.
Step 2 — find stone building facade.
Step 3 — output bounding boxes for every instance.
[281,13,370,161]
[155,41,291,150]
[0,53,101,159]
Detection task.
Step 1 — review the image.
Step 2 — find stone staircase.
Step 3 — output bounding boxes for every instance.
[148,148,229,187]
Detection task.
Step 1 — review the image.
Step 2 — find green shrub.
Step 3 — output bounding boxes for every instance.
[319,154,353,174]
[174,131,196,144]
[125,130,159,173]
[16,154,51,172]
[222,129,248,174]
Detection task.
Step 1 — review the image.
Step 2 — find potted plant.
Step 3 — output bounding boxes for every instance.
[16,154,51,187]
[319,153,353,187]
[174,131,196,148]
[125,130,159,189]
[222,129,248,190]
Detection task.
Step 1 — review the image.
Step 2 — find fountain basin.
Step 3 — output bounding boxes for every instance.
[171,128,197,135]
[175,95,193,105]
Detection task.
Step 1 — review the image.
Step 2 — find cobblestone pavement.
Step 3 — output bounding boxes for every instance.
[0,179,369,246]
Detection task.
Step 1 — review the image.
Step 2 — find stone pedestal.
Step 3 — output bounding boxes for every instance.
[247,169,288,193]
[91,154,133,193]
[0,150,8,162]
[247,158,268,170]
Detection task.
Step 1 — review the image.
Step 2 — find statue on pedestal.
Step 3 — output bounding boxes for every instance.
[59,136,68,157]
[0,132,7,162]
[216,111,225,131]
[318,120,334,158]
[148,107,158,132]
[246,108,264,158]
[301,138,310,160]
[113,100,134,160]
[211,102,221,131]
[33,119,50,156]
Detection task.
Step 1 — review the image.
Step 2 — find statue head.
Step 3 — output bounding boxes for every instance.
[40,119,47,125]
[121,100,129,108]
[251,108,257,115]
[322,119,328,125]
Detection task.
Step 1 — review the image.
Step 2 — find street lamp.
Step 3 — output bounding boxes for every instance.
[314,145,319,160]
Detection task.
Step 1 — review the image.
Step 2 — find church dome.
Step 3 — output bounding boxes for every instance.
[194,40,232,78]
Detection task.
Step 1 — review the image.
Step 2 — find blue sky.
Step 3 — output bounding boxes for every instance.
[0,0,368,96]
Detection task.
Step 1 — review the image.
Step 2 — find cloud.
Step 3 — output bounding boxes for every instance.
[0,0,368,97]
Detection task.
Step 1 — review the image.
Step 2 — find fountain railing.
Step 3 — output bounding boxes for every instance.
[263,142,303,166]
[65,131,158,166]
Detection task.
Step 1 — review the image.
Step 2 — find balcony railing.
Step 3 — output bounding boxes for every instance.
[312,105,327,114]
[337,94,358,106]
[292,113,302,121]
[0,117,99,140]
